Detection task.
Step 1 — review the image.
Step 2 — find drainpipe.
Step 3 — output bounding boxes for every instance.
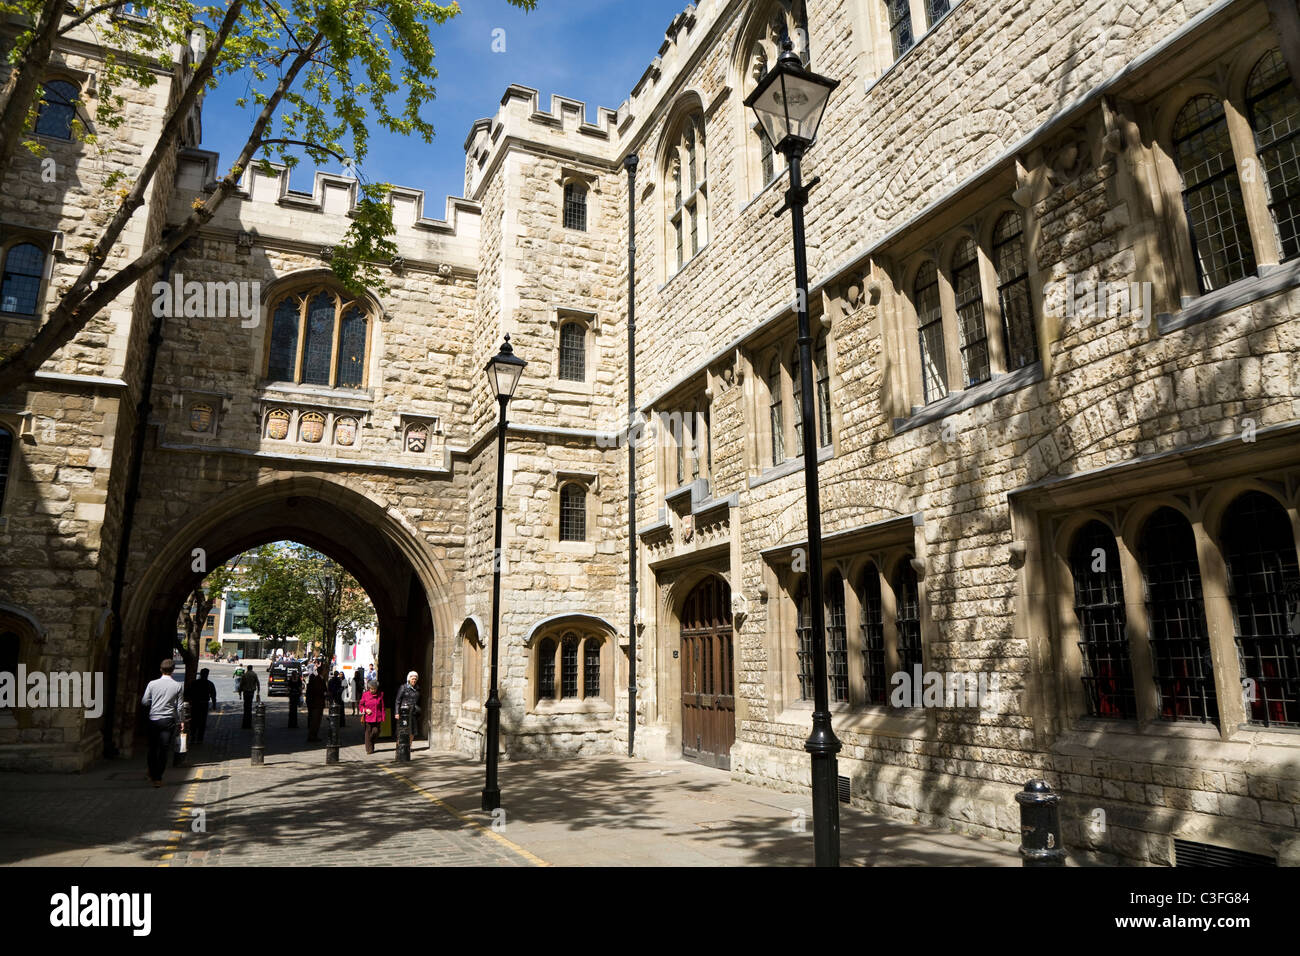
[624,153,638,758]
[103,245,177,758]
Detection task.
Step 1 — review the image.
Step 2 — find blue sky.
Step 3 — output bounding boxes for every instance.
[198,0,690,217]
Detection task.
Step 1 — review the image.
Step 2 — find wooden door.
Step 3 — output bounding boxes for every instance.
[680,576,735,769]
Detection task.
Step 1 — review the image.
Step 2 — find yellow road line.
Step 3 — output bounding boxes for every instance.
[379,764,549,867]
[157,767,205,867]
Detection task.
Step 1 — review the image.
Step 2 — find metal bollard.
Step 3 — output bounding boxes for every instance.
[288,686,299,729]
[396,702,411,763]
[326,701,341,764]
[1016,779,1066,866]
[174,701,191,767]
[250,700,266,765]
[242,690,253,729]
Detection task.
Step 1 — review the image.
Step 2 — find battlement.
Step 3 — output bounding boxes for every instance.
[171,149,481,269]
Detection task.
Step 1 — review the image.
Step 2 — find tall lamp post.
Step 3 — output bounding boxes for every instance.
[745,39,842,867]
[482,335,527,811]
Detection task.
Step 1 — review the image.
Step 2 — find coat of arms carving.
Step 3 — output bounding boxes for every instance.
[335,417,358,447]
[266,409,290,441]
[300,412,325,444]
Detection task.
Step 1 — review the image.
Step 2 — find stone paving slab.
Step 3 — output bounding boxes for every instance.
[0,696,1018,867]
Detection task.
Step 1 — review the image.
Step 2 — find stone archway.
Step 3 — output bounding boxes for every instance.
[116,475,456,754]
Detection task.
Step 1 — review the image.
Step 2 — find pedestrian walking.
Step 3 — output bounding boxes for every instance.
[240,665,260,729]
[394,671,422,745]
[365,662,377,685]
[359,680,385,754]
[141,659,185,787]
[351,668,365,716]
[305,670,326,741]
[184,667,218,743]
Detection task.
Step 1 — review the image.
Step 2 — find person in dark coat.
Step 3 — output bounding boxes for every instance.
[184,668,218,743]
[327,671,346,727]
[351,668,365,716]
[394,671,421,744]
[305,671,326,741]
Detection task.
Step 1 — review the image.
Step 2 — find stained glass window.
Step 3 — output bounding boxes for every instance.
[894,561,923,691]
[267,300,300,382]
[302,293,335,386]
[815,332,832,448]
[337,309,367,387]
[35,80,77,139]
[887,0,914,60]
[563,182,588,231]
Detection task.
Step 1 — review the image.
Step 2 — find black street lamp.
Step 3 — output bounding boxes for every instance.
[482,335,526,811]
[745,39,842,868]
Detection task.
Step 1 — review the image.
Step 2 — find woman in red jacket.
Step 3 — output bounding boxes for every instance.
[359,680,385,755]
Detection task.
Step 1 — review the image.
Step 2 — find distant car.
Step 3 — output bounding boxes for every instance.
[267,662,301,697]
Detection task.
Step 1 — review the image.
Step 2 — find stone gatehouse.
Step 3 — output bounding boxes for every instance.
[2,0,1300,865]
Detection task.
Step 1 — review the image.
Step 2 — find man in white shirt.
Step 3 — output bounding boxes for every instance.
[140,659,186,787]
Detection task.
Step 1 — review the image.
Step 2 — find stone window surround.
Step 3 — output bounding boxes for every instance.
[526,624,614,714]
[556,167,599,231]
[730,0,807,202]
[459,619,485,711]
[659,101,709,284]
[652,373,713,510]
[743,309,837,480]
[761,513,933,738]
[1145,35,1297,310]
[1010,426,1300,751]
[893,200,1039,415]
[549,469,598,555]
[29,69,94,145]
[549,307,598,395]
[260,282,377,390]
[854,0,968,90]
[0,228,59,319]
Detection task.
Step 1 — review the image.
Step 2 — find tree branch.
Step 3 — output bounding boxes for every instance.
[59,0,131,36]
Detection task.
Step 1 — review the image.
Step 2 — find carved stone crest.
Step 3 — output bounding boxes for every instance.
[266,409,290,441]
[335,417,357,447]
[300,412,325,444]
[188,403,214,433]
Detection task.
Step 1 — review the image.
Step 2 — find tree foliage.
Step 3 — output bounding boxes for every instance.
[243,541,376,655]
[175,552,243,684]
[0,0,538,392]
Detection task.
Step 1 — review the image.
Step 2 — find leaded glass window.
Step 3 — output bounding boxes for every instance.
[887,0,914,60]
[1070,521,1136,719]
[563,182,588,231]
[827,572,849,703]
[915,261,947,404]
[791,347,804,451]
[302,294,335,386]
[35,80,77,140]
[561,634,579,698]
[560,483,586,542]
[267,300,299,382]
[1173,95,1256,293]
[894,561,923,691]
[264,288,371,388]
[952,237,989,388]
[559,322,586,382]
[796,579,814,701]
[992,212,1038,370]
[768,356,785,465]
[1140,508,1218,724]
[1220,491,1300,728]
[1,243,45,315]
[860,566,887,705]
[815,333,832,449]
[666,113,707,275]
[926,0,951,28]
[337,309,367,388]
[759,125,775,185]
[1247,50,1300,263]
[537,638,556,700]
[584,638,601,698]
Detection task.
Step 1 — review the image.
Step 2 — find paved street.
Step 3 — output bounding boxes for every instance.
[0,673,1018,867]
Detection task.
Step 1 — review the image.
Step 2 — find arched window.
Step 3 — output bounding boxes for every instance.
[462,628,482,703]
[563,181,588,231]
[559,483,587,542]
[263,286,372,388]
[893,560,923,688]
[859,565,886,704]
[537,637,556,700]
[35,79,77,139]
[952,237,989,388]
[794,578,813,701]
[0,424,13,512]
[664,111,707,275]
[737,1,808,199]
[815,332,832,448]
[992,212,1037,371]
[584,638,601,698]
[885,0,914,60]
[790,346,804,451]
[1246,50,1300,263]
[1172,95,1255,293]
[826,572,848,703]
[1,242,46,316]
[558,321,586,382]
[767,355,785,465]
[914,261,947,404]
[1070,521,1135,718]
[1219,491,1300,728]
[926,0,952,27]
[1139,508,1217,723]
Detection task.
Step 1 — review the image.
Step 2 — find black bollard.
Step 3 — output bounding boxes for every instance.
[326,701,341,764]
[250,700,265,765]
[174,701,191,767]
[288,685,300,729]
[242,690,253,729]
[1016,779,1066,866]
[396,701,411,763]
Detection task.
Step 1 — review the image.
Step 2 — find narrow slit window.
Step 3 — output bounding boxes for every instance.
[768,356,785,466]
[795,579,814,701]
[827,572,849,703]
[1070,521,1136,718]
[559,322,586,382]
[537,638,556,700]
[992,212,1038,370]
[952,237,989,388]
[559,483,587,542]
[563,182,588,231]
[859,566,887,705]
[561,635,579,699]
[914,261,947,404]
[584,638,601,698]
[894,561,923,695]
[1247,50,1300,263]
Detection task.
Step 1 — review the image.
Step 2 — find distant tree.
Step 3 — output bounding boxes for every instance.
[242,542,375,657]
[244,544,314,649]
[176,554,242,685]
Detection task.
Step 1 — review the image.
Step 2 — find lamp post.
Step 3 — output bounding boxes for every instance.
[745,39,842,868]
[482,335,527,812]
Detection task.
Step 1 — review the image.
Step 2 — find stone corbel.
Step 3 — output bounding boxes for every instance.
[1009,540,1028,570]
[909,556,926,580]
[731,592,749,628]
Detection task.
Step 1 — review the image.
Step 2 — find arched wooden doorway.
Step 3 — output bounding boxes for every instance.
[680,576,735,769]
